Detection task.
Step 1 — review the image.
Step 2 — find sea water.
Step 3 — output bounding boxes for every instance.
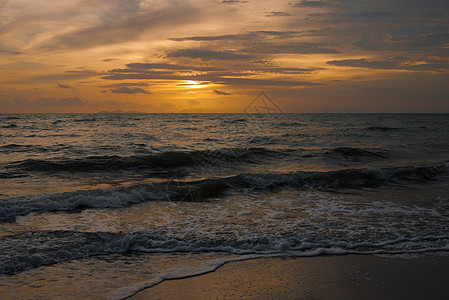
[1,113,448,298]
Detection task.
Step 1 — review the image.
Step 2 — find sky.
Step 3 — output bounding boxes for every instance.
[0,0,448,113]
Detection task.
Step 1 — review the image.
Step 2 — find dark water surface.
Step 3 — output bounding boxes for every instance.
[1,113,448,298]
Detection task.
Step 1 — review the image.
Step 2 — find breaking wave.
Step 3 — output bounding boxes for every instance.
[1,161,447,223]
[1,230,448,275]
[5,148,282,174]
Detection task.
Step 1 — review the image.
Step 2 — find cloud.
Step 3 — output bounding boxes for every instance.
[339,11,403,23]
[265,12,292,17]
[243,42,341,54]
[102,72,178,81]
[213,89,232,95]
[168,32,340,56]
[354,32,449,53]
[0,49,24,55]
[257,67,324,74]
[218,0,248,4]
[291,1,330,7]
[109,87,151,94]
[22,70,100,84]
[101,82,149,88]
[123,63,222,72]
[65,69,97,74]
[211,77,324,87]
[32,1,203,51]
[103,60,326,88]
[169,31,304,42]
[327,59,398,69]
[327,57,449,71]
[56,83,71,89]
[166,49,254,61]
[103,58,118,62]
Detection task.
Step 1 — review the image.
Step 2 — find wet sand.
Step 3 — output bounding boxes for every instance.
[129,253,449,300]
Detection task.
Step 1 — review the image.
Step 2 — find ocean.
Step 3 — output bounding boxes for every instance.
[1,113,448,298]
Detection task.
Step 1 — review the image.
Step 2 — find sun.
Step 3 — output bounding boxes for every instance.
[178,80,210,89]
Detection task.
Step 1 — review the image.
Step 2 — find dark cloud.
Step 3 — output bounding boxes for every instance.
[109,87,151,94]
[327,57,449,71]
[0,49,24,55]
[265,12,292,17]
[286,0,449,64]
[211,77,324,87]
[244,42,341,54]
[124,63,222,72]
[166,49,254,61]
[292,0,448,12]
[327,58,398,69]
[355,32,449,53]
[170,35,248,42]
[103,58,118,62]
[56,83,71,89]
[257,67,324,74]
[169,31,303,42]
[291,1,330,7]
[213,89,232,95]
[168,32,339,56]
[103,72,178,81]
[340,11,403,23]
[100,82,149,88]
[218,0,248,4]
[65,69,97,74]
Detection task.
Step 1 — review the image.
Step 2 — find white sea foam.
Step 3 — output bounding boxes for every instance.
[2,188,449,275]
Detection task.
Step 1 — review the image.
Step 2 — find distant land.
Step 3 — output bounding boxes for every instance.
[97,110,144,114]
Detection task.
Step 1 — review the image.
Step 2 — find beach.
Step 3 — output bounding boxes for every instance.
[130,254,449,300]
[1,0,449,298]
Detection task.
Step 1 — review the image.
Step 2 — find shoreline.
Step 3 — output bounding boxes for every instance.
[129,253,449,299]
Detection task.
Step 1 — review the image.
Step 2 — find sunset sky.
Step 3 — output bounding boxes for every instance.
[1,0,448,113]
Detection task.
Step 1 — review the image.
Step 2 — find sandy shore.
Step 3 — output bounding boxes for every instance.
[129,253,449,300]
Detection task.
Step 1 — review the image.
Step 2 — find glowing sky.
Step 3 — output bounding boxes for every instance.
[1,0,448,112]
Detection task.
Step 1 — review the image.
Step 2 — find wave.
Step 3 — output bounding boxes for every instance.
[2,124,18,129]
[278,122,306,127]
[0,179,230,223]
[234,161,448,190]
[0,116,21,120]
[1,161,447,223]
[74,117,98,122]
[324,147,388,160]
[1,230,448,275]
[364,126,402,131]
[222,118,246,124]
[0,144,70,154]
[0,171,27,179]
[8,148,281,173]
